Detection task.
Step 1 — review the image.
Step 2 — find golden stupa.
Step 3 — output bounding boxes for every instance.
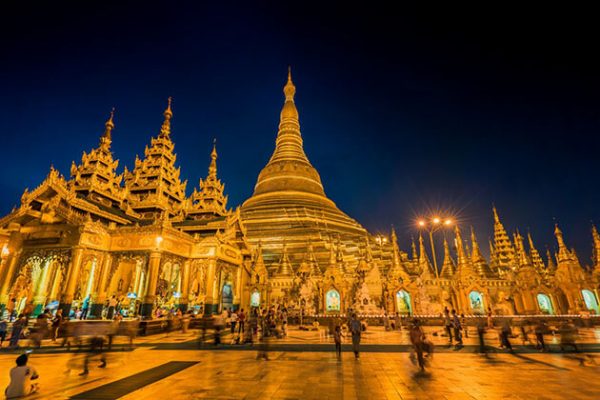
[241,69,368,271]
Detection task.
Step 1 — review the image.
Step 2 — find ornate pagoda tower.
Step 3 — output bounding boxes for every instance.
[241,69,368,272]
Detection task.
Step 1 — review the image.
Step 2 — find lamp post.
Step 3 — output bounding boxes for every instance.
[417,217,453,279]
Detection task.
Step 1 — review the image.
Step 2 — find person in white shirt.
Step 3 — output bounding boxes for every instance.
[5,354,39,399]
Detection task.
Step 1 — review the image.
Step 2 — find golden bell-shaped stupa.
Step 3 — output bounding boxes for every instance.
[241,69,368,270]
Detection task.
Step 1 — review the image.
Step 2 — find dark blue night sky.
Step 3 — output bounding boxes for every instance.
[1,3,599,262]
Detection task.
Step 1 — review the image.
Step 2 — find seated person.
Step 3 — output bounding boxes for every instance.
[5,353,39,399]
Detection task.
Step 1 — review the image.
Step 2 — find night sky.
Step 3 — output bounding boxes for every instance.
[1,3,599,263]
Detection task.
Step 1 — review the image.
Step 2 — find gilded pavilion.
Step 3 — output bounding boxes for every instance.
[1,71,600,319]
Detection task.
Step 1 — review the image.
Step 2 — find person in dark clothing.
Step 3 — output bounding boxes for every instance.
[535,320,549,352]
[476,317,488,355]
[500,319,513,352]
[443,308,453,346]
[333,325,343,360]
[349,314,362,360]
[451,309,463,348]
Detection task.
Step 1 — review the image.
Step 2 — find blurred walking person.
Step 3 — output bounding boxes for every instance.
[333,325,343,360]
[500,319,513,353]
[451,309,463,349]
[535,320,549,352]
[349,314,362,360]
[443,308,453,346]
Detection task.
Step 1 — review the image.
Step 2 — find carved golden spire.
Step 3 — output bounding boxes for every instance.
[388,229,410,280]
[209,138,218,179]
[250,68,325,197]
[418,234,434,278]
[440,238,455,278]
[513,230,531,268]
[277,240,293,276]
[160,97,173,137]
[455,226,477,280]
[527,232,545,272]
[554,223,571,263]
[471,226,492,277]
[491,206,516,273]
[100,108,115,148]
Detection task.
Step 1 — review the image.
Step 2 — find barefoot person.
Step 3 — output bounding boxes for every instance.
[5,353,39,399]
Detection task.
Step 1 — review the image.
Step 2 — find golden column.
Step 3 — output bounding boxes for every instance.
[204,258,217,315]
[179,259,191,312]
[59,246,85,315]
[89,253,113,319]
[141,251,161,318]
[0,250,21,310]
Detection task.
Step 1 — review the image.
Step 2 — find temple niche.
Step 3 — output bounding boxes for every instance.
[0,71,600,320]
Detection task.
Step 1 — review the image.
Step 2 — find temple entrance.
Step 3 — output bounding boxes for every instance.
[250,290,260,308]
[395,290,412,314]
[582,289,599,314]
[469,291,485,313]
[156,262,181,310]
[326,289,341,312]
[536,293,554,315]
[222,284,233,311]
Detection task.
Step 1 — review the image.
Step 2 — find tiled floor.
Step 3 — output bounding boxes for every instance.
[0,327,599,399]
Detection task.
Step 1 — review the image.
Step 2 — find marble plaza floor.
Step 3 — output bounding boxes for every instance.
[1,326,600,399]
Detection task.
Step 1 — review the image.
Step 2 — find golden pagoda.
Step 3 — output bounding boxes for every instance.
[0,69,599,321]
[241,69,370,274]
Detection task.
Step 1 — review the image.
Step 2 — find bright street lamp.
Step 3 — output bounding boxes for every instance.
[416,216,454,278]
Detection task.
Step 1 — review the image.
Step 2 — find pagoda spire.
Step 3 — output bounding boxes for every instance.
[470,227,492,277]
[388,229,410,281]
[554,224,572,263]
[592,225,600,269]
[440,238,455,278]
[254,241,268,279]
[250,68,326,197]
[307,239,321,276]
[455,226,477,280]
[491,206,516,274]
[277,241,293,276]
[527,232,545,272]
[124,98,187,218]
[546,247,557,272]
[159,97,173,137]
[411,236,418,261]
[418,234,434,279]
[69,108,125,207]
[513,231,532,268]
[100,108,115,150]
[189,140,229,217]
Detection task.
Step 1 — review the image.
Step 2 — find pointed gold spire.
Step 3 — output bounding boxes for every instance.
[527,232,545,272]
[455,225,477,280]
[160,97,173,137]
[277,240,293,276]
[418,234,434,278]
[471,226,492,277]
[209,138,218,179]
[491,206,516,273]
[440,238,455,278]
[554,223,571,262]
[102,108,115,144]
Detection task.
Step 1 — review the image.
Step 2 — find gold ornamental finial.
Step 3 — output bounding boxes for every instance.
[208,139,218,179]
[100,107,115,148]
[160,97,173,137]
[492,205,500,223]
[283,66,296,102]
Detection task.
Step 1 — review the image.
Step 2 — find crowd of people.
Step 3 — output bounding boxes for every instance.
[1,303,597,397]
